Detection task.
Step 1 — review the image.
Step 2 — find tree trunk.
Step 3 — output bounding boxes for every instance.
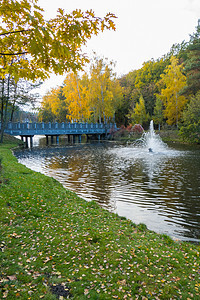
[0,75,11,143]
[0,79,5,143]
[10,83,17,122]
[176,92,178,129]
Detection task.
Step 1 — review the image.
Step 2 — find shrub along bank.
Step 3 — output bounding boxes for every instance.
[0,140,200,299]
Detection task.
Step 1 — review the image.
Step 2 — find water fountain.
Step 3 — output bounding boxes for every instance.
[136,120,167,153]
[15,121,200,242]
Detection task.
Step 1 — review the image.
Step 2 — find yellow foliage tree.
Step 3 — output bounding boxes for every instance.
[129,95,149,125]
[38,87,65,122]
[0,0,116,81]
[89,57,122,123]
[159,56,187,127]
[0,0,116,141]
[63,72,91,122]
[39,57,123,123]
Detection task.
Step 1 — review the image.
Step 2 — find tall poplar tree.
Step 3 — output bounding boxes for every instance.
[63,72,91,122]
[89,57,122,123]
[159,56,187,128]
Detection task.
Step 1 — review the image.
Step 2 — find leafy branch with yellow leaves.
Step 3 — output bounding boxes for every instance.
[0,0,116,142]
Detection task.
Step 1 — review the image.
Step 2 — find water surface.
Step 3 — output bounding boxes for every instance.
[15,138,200,242]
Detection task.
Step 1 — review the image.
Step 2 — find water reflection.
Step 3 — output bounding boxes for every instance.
[15,140,200,242]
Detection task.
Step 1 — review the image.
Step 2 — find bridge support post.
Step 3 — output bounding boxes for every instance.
[56,135,59,145]
[20,136,24,142]
[51,135,54,144]
[68,135,71,143]
[25,136,28,148]
[46,135,49,145]
[98,134,101,141]
[73,135,76,143]
[78,135,82,143]
[30,136,33,148]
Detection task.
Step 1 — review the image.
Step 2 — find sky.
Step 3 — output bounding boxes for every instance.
[37,0,200,96]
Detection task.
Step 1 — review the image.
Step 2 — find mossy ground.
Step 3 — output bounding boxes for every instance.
[0,138,199,299]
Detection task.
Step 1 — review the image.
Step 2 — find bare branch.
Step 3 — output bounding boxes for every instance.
[0,52,29,56]
[0,29,32,37]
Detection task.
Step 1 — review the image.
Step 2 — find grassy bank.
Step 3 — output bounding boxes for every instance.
[0,140,200,299]
[156,130,181,143]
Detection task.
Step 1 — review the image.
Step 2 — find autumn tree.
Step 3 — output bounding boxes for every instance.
[39,56,123,124]
[0,0,116,78]
[62,72,91,122]
[129,95,149,126]
[134,58,169,116]
[89,57,122,123]
[159,56,187,128]
[38,87,67,122]
[108,77,123,123]
[0,0,116,141]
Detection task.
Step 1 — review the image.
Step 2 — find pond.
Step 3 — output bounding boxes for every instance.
[14,132,200,243]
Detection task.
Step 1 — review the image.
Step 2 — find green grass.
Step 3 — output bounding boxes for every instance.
[0,139,200,299]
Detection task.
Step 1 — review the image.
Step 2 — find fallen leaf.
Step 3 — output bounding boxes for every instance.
[7,275,17,281]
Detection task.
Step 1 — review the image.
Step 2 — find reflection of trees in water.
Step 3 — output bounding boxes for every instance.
[45,145,117,211]
[109,150,200,240]
[141,154,200,239]
[16,142,200,241]
[159,159,200,215]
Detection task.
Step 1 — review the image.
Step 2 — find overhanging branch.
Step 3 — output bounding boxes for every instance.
[0,29,32,37]
[0,51,29,56]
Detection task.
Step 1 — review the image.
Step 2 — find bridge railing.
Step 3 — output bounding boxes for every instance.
[3,122,117,136]
[5,122,116,130]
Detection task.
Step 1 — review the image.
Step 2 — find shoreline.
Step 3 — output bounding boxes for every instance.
[0,139,200,299]
[14,140,199,244]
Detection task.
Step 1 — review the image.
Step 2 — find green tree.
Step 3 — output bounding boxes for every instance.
[183,91,200,124]
[166,41,188,63]
[153,95,164,130]
[116,70,138,126]
[179,91,200,144]
[180,91,200,144]
[183,26,200,96]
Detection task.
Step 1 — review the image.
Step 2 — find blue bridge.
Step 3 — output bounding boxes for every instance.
[3,122,117,147]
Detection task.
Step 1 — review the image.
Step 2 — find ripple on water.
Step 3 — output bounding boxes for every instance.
[15,142,200,242]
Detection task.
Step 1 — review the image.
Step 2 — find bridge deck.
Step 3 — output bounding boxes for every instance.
[4,122,116,137]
